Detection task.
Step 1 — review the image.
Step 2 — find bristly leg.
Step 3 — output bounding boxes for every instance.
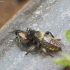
[47,50,54,57]
[25,45,35,55]
[39,47,54,57]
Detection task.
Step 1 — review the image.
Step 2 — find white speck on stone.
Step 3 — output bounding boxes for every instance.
[40,25,43,28]
[46,23,51,27]
[60,9,63,12]
[60,10,70,19]
[36,28,40,31]
[7,44,10,46]
[46,7,50,10]
[10,40,13,42]
[33,23,37,27]
[40,6,43,8]
[57,25,60,28]
[69,24,70,26]
[42,16,46,20]
[44,14,49,17]
[35,11,41,15]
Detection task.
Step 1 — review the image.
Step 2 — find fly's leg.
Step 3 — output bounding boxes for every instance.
[56,39,61,41]
[47,50,54,57]
[41,48,47,54]
[25,45,35,55]
[41,48,54,57]
[39,47,47,56]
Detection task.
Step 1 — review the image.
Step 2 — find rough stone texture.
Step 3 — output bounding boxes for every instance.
[0,0,70,70]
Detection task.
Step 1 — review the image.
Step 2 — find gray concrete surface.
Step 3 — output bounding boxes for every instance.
[0,0,70,70]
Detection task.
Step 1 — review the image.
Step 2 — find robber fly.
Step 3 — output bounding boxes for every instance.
[12,28,42,54]
[12,28,62,57]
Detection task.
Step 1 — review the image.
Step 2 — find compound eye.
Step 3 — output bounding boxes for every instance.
[19,32,27,39]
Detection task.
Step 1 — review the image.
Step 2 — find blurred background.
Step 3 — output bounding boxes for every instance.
[0,0,29,28]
